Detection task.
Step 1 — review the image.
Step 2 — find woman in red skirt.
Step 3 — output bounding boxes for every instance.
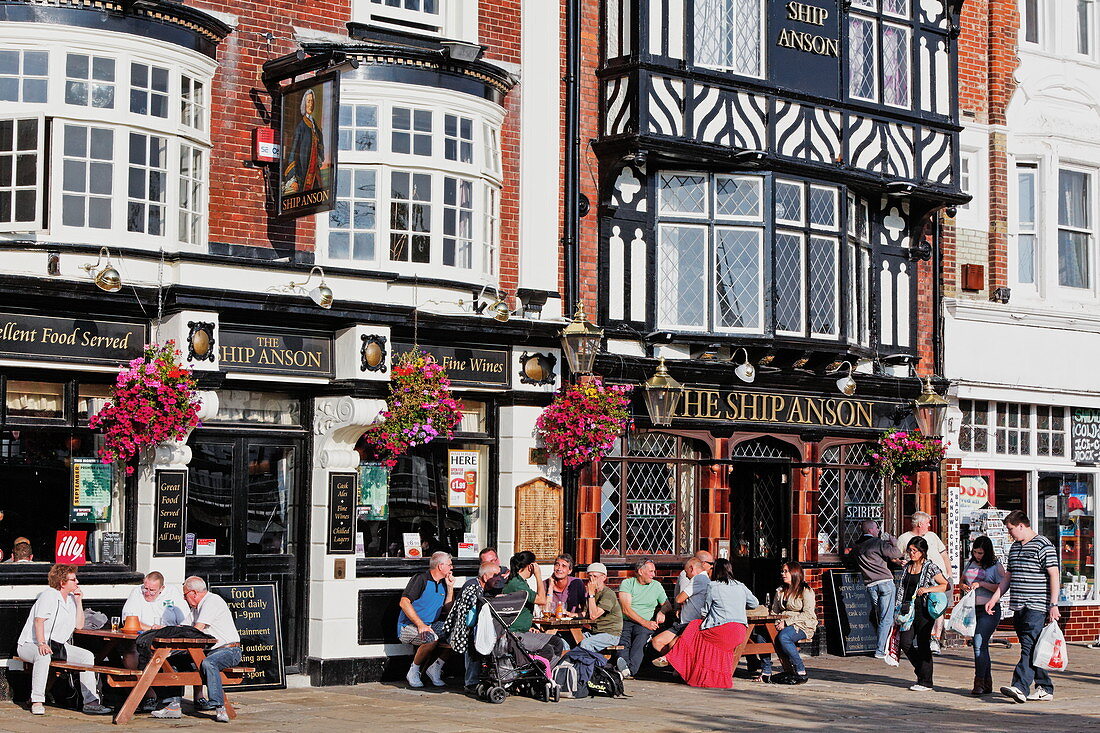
[654,558,759,689]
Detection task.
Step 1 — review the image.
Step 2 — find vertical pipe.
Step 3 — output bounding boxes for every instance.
[562,0,580,311]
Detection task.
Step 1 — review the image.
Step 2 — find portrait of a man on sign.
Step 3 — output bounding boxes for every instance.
[278,73,338,217]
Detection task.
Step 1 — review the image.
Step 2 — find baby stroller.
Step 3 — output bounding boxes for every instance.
[472,592,559,704]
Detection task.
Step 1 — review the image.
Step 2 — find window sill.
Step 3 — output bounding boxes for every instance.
[0,564,141,586]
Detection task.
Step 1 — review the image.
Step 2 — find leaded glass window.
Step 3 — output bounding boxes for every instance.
[599,433,703,558]
[818,443,881,557]
[714,227,762,330]
[693,0,763,77]
[848,2,912,109]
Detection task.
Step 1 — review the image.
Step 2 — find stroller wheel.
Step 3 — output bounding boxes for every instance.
[548,684,560,703]
[487,686,507,704]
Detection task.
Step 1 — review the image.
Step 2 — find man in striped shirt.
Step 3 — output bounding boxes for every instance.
[985,510,1061,704]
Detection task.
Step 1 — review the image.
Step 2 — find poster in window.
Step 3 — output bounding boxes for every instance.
[447,449,480,508]
[71,458,113,523]
[277,72,339,218]
[56,530,88,565]
[358,462,389,520]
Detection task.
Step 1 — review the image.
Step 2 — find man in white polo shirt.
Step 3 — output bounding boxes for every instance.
[152,575,241,723]
[122,571,190,630]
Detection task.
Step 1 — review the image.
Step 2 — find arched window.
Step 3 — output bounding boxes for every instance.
[818,442,880,558]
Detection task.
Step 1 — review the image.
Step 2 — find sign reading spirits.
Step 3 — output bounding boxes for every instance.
[154,470,187,556]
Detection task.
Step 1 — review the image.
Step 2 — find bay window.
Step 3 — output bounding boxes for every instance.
[322,87,503,282]
[848,0,913,109]
[0,49,48,103]
[692,0,763,77]
[65,54,115,109]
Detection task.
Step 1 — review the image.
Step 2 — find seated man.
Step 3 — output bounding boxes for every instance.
[544,553,587,616]
[615,559,670,677]
[576,562,623,653]
[398,551,455,688]
[651,557,710,654]
[122,572,190,631]
[10,537,33,562]
[151,576,241,722]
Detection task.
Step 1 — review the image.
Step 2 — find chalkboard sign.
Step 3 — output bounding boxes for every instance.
[1071,408,1100,463]
[211,584,284,691]
[154,470,187,556]
[823,570,895,656]
[328,472,356,554]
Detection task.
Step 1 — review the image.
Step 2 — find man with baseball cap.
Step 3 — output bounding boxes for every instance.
[576,562,623,653]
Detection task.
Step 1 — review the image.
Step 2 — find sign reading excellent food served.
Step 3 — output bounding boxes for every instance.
[0,312,146,365]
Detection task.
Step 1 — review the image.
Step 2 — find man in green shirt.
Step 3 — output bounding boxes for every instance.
[616,559,669,676]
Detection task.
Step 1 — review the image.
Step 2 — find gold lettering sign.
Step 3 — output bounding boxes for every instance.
[778,1,839,57]
[219,329,332,376]
[675,388,882,429]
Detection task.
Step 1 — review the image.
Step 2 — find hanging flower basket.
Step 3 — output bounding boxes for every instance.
[89,341,202,474]
[536,378,634,467]
[868,430,947,487]
[360,349,463,468]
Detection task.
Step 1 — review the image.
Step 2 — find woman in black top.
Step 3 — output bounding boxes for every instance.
[894,536,948,691]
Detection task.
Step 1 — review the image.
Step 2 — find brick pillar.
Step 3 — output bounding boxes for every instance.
[795,441,819,562]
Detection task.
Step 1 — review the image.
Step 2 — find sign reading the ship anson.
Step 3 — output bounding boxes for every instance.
[769,0,841,99]
[672,387,901,430]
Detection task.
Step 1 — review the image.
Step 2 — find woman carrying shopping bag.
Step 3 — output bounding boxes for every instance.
[895,537,949,692]
[958,536,1006,695]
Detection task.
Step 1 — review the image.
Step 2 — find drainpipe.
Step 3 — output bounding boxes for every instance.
[562,0,580,311]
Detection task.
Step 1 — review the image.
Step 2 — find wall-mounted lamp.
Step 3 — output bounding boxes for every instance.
[560,302,603,375]
[731,347,756,383]
[488,296,511,323]
[287,266,333,309]
[643,357,684,427]
[80,247,122,293]
[829,360,857,396]
[441,40,485,62]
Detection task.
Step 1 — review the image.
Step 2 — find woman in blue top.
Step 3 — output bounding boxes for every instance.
[958,535,1006,695]
[654,558,758,688]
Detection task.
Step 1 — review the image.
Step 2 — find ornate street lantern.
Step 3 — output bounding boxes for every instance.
[643,357,684,427]
[913,375,951,437]
[559,302,603,375]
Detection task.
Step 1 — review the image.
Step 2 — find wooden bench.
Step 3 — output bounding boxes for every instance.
[599,644,624,661]
[49,660,253,686]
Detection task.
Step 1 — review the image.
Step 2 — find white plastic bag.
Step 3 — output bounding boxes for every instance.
[1034,621,1069,672]
[947,590,977,637]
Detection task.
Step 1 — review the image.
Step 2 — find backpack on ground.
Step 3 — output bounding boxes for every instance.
[586,664,626,698]
[552,659,587,699]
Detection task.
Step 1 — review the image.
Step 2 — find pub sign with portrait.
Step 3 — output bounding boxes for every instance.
[277,73,339,218]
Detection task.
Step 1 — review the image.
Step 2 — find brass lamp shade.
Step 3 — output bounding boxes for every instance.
[94,265,122,292]
[643,357,683,427]
[913,375,950,436]
[560,302,603,375]
[310,284,333,309]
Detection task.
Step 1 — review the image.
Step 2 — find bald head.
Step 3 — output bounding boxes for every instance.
[861,520,880,536]
[694,550,714,565]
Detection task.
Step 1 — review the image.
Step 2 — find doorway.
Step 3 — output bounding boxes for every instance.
[726,438,795,599]
[185,434,308,671]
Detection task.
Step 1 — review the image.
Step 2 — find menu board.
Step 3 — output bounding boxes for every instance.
[154,470,187,556]
[328,473,356,554]
[1072,408,1100,463]
[211,584,284,691]
[823,570,898,656]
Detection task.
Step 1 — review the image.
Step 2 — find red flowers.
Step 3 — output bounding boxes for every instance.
[89,341,201,474]
[536,379,633,467]
[360,349,462,467]
[868,429,947,486]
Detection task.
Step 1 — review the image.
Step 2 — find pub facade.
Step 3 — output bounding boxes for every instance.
[0,0,568,689]
[570,0,968,616]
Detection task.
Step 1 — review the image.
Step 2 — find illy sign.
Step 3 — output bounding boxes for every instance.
[55,530,88,565]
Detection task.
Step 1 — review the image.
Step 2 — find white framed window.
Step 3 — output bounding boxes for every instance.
[714,175,762,220]
[881,24,911,108]
[129,62,169,118]
[178,143,205,246]
[0,117,45,230]
[442,176,473,267]
[1057,168,1091,289]
[65,54,115,109]
[959,400,1069,458]
[389,170,432,263]
[1078,0,1095,55]
[775,230,806,335]
[714,226,763,331]
[391,107,432,156]
[1016,163,1038,285]
[444,114,473,164]
[483,123,501,176]
[848,2,912,109]
[180,75,206,131]
[658,223,710,331]
[658,173,709,217]
[0,49,48,104]
[1021,0,1042,45]
[847,194,872,347]
[483,183,498,276]
[995,402,1032,454]
[693,0,764,77]
[126,132,167,235]
[60,123,113,230]
[362,0,444,35]
[1035,405,1067,456]
[848,15,878,102]
[338,104,379,152]
[329,167,377,262]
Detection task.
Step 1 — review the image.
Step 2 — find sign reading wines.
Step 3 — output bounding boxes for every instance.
[1071,407,1100,463]
[154,470,187,556]
[211,584,284,690]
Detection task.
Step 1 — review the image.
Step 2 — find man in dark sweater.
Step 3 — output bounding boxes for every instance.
[850,520,902,658]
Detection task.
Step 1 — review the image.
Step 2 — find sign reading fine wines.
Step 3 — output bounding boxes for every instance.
[154,470,187,556]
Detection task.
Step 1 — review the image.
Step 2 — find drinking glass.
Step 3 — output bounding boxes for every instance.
[110,616,120,632]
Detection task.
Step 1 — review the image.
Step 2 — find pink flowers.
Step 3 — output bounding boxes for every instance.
[536,379,633,467]
[868,429,947,486]
[89,341,201,474]
[360,349,462,467]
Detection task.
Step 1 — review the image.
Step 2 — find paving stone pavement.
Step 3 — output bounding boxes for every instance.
[2,644,1098,732]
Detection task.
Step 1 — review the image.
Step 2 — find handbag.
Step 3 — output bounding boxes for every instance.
[47,599,67,660]
[924,592,949,619]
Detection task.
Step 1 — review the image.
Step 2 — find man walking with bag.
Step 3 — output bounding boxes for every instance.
[985,510,1060,703]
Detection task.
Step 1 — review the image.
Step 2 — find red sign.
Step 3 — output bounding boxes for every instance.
[55,530,88,565]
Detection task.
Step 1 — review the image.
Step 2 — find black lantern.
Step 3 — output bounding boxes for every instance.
[913,375,950,437]
[643,357,684,427]
[559,302,603,375]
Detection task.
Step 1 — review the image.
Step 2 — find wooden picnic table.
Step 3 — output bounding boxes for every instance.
[730,613,787,674]
[71,628,250,725]
[531,616,593,645]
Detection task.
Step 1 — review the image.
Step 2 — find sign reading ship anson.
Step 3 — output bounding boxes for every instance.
[673,387,901,430]
[219,328,333,377]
